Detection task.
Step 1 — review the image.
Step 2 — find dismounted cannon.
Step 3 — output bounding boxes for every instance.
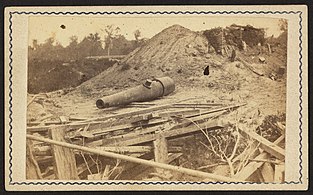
[96,77,175,109]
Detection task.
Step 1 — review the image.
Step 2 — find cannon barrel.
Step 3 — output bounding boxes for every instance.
[96,77,175,109]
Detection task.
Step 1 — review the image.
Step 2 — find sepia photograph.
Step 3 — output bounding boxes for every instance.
[25,15,287,182]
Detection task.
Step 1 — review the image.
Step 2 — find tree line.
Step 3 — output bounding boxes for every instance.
[29,26,146,62]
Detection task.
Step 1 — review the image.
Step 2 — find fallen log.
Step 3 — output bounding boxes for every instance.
[27,134,243,182]
[237,56,264,76]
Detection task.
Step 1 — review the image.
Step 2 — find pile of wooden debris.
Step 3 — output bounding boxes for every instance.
[26,98,285,182]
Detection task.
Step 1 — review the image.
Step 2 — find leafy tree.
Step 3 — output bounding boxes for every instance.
[134,29,141,46]
[279,19,288,32]
[101,25,121,56]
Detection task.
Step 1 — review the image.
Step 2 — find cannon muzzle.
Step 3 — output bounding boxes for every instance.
[96,77,175,109]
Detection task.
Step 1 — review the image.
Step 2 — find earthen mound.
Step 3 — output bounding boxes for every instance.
[74,25,216,96]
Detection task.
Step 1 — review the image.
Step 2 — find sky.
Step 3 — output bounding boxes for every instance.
[29,16,284,47]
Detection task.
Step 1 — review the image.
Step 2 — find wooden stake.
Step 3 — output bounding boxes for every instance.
[153,133,168,174]
[49,127,79,180]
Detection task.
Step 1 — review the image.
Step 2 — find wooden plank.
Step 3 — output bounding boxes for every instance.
[101,120,224,147]
[234,152,269,180]
[153,133,168,174]
[234,135,284,181]
[274,164,285,183]
[239,128,285,160]
[157,109,200,117]
[130,103,225,107]
[49,127,79,179]
[26,139,42,179]
[27,114,155,133]
[90,118,169,137]
[95,146,152,153]
[59,116,68,124]
[106,106,227,142]
[237,56,264,76]
[35,156,53,164]
[27,120,71,126]
[27,134,244,182]
[28,120,113,133]
[93,145,181,154]
[260,162,274,182]
[27,95,38,107]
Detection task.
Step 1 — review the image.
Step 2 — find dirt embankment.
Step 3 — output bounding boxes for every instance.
[28,58,116,94]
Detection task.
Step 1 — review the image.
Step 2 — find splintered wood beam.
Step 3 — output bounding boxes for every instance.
[239,128,285,160]
[49,127,79,180]
[260,162,274,182]
[234,152,269,181]
[153,133,168,174]
[234,135,284,181]
[27,134,243,182]
[101,119,224,147]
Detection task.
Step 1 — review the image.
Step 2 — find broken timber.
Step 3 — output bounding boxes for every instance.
[27,134,243,182]
[27,103,244,134]
[49,127,79,179]
[100,119,225,147]
[153,132,168,174]
[234,135,284,181]
[239,128,285,160]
